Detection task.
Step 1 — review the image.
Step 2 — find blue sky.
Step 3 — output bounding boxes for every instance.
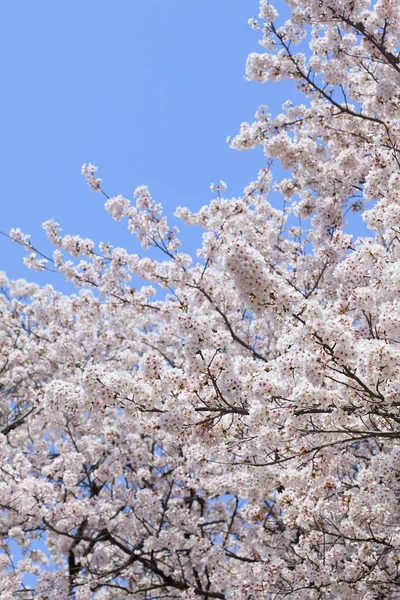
[1,0,303,292]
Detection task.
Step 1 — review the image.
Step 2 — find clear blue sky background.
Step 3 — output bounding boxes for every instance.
[1,0,303,293]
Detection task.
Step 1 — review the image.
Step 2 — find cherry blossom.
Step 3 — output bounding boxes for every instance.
[3,0,400,598]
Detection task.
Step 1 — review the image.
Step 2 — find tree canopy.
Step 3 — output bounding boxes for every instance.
[2,0,400,598]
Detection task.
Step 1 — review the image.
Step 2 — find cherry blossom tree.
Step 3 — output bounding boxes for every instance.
[3,0,400,598]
